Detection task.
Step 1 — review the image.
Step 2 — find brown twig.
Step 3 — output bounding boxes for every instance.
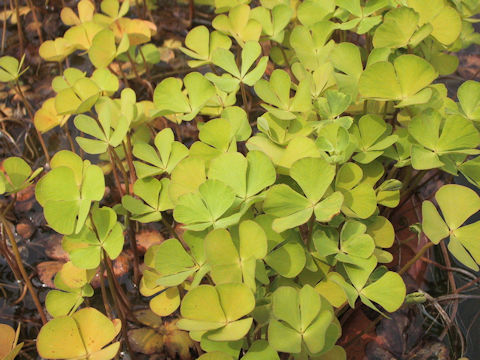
[0,213,47,324]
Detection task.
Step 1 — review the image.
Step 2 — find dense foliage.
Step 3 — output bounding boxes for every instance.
[1,0,480,358]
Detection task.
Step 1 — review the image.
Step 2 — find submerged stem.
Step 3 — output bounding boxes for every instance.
[0,213,47,324]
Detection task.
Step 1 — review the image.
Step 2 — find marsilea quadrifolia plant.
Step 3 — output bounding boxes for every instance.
[1,0,480,358]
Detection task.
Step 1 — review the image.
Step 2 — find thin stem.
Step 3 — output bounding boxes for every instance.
[25,0,43,43]
[440,241,458,340]
[103,252,134,358]
[98,262,112,319]
[13,0,24,54]
[63,125,77,154]
[398,242,434,275]
[110,146,130,195]
[123,136,136,184]
[161,217,179,240]
[14,80,50,163]
[0,213,47,324]
[108,147,125,197]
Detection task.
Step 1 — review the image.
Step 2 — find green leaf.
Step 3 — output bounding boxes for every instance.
[372,7,419,49]
[153,72,216,122]
[335,163,377,219]
[408,111,480,170]
[359,54,437,102]
[122,177,172,222]
[1,157,42,194]
[173,179,235,231]
[63,206,123,269]
[35,151,104,235]
[254,69,312,120]
[0,55,24,82]
[37,307,121,360]
[212,4,262,47]
[422,184,480,270]
[178,283,255,341]
[457,80,480,121]
[360,271,406,312]
[181,26,232,67]
[242,340,279,360]
[133,128,189,178]
[407,0,461,45]
[268,285,337,355]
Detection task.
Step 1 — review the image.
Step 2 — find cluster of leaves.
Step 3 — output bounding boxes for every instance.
[1,0,480,359]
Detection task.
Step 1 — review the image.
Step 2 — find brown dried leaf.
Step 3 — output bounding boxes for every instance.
[163,319,194,360]
[36,261,64,288]
[16,219,34,239]
[136,230,165,253]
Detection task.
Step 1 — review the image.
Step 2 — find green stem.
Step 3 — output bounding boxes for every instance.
[398,242,434,275]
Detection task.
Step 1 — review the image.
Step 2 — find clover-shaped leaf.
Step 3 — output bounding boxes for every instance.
[250,4,292,42]
[359,54,437,106]
[0,55,26,83]
[62,206,124,269]
[255,214,306,278]
[242,340,279,360]
[74,94,133,154]
[422,184,480,270]
[139,280,180,317]
[407,0,462,45]
[189,118,240,162]
[53,69,101,115]
[153,72,216,123]
[264,157,343,232]
[133,128,189,178]
[457,80,480,121]
[34,98,69,133]
[289,23,336,71]
[408,110,480,170]
[335,0,386,34]
[372,7,428,49]
[169,157,207,203]
[329,42,363,98]
[207,41,268,92]
[35,151,105,235]
[45,272,93,317]
[63,22,104,51]
[205,221,267,290]
[0,157,42,195]
[208,151,276,200]
[122,177,173,223]
[268,285,338,355]
[177,283,255,341]
[39,38,75,62]
[173,179,237,231]
[359,270,406,313]
[254,69,312,120]
[212,5,262,47]
[296,0,335,27]
[143,231,207,288]
[37,307,121,360]
[351,114,398,164]
[88,29,129,69]
[60,0,95,25]
[181,26,232,68]
[314,221,375,263]
[335,162,377,219]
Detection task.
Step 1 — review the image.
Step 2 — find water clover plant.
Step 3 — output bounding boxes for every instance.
[0,0,479,359]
